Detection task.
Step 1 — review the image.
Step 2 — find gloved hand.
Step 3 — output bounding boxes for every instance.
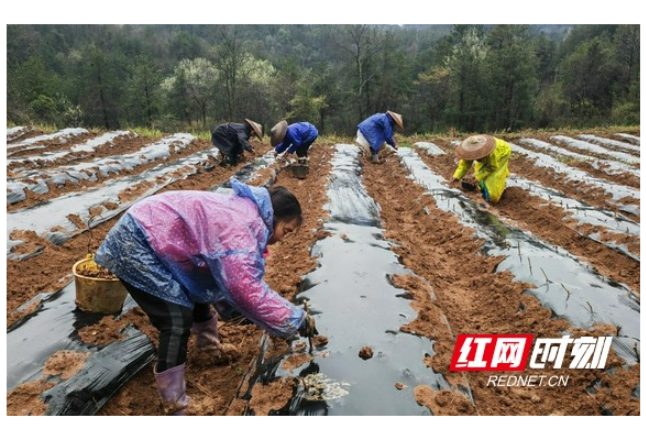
[298,314,318,338]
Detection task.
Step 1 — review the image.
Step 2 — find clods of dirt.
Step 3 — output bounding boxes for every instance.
[218,342,240,358]
[414,385,476,415]
[6,381,52,416]
[359,346,373,360]
[192,342,240,366]
[43,350,90,380]
[248,377,297,415]
[312,335,329,347]
[282,353,313,371]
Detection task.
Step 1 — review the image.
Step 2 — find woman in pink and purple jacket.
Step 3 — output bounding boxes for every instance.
[96,177,316,414]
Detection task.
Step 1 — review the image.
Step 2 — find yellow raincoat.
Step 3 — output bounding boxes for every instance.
[452,137,511,203]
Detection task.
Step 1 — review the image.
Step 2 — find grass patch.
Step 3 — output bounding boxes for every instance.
[192,131,212,142]
[29,123,62,133]
[12,124,638,144]
[125,126,164,138]
[555,155,586,165]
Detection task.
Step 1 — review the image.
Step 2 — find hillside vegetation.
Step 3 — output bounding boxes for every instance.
[7,25,639,134]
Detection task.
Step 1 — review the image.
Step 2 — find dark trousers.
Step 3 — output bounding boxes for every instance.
[122,280,212,372]
[228,150,242,165]
[295,139,315,158]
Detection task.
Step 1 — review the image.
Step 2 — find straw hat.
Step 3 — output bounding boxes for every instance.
[270,120,288,147]
[456,135,496,161]
[386,111,404,129]
[245,119,263,139]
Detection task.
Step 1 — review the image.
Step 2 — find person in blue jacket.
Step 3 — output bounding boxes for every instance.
[356,111,404,163]
[270,120,319,164]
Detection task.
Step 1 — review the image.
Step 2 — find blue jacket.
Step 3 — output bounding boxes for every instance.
[274,122,319,154]
[358,113,396,152]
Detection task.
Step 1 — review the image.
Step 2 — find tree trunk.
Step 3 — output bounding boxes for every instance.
[96,64,110,129]
[144,79,153,125]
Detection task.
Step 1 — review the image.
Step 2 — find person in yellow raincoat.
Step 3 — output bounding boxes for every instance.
[450,134,511,203]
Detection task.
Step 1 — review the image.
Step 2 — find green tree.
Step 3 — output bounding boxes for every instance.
[7,26,45,67]
[443,26,488,132]
[335,25,383,121]
[486,25,538,131]
[373,30,412,114]
[169,29,204,61]
[270,57,301,118]
[414,66,450,132]
[534,34,557,86]
[7,57,50,123]
[299,61,343,133]
[125,56,164,126]
[70,43,125,129]
[287,79,327,125]
[162,58,219,128]
[612,25,639,101]
[7,24,638,134]
[559,36,615,121]
[235,56,278,127]
[213,25,248,120]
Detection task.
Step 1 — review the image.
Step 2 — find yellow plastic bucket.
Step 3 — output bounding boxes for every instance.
[72,257,128,314]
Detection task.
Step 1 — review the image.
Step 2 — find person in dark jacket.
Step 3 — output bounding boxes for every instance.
[356,111,403,163]
[211,119,263,166]
[270,120,319,164]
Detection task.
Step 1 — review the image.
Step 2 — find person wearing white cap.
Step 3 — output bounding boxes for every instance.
[355,110,404,163]
[450,134,511,203]
[211,119,263,166]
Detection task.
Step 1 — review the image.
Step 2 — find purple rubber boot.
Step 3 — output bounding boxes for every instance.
[191,315,220,352]
[154,363,190,415]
